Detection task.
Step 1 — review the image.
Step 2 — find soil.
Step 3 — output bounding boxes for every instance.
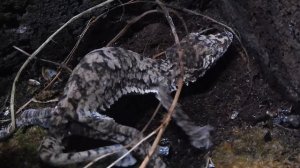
[1,0,300,168]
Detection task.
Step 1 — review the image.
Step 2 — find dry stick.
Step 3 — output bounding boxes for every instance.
[83,63,161,168]
[115,0,126,22]
[86,8,167,167]
[106,129,159,168]
[106,7,188,47]
[88,2,184,167]
[11,12,101,125]
[32,97,59,104]
[152,51,165,59]
[15,97,58,115]
[0,94,9,115]
[9,0,116,132]
[43,17,96,91]
[43,17,97,91]
[9,96,58,120]
[64,17,97,67]
[106,9,159,47]
[139,80,184,168]
[83,130,153,168]
[168,8,189,35]
[139,0,183,167]
[11,17,98,122]
[13,46,72,73]
[141,103,162,133]
[83,128,159,168]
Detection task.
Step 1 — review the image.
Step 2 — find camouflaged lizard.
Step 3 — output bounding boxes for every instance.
[0,30,233,167]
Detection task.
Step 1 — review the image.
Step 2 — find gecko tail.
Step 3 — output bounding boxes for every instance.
[0,108,53,140]
[39,136,136,167]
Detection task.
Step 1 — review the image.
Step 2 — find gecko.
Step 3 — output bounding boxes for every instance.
[0,30,233,167]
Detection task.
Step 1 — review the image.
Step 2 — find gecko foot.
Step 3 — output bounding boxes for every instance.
[188,125,214,149]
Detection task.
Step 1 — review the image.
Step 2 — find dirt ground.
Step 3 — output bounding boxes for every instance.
[1,0,300,168]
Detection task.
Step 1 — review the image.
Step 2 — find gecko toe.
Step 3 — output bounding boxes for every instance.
[189,125,214,149]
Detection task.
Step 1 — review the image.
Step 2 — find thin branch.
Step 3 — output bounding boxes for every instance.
[168,8,189,35]
[107,129,158,168]
[31,97,59,104]
[43,17,97,91]
[13,46,72,73]
[139,0,184,167]
[152,51,165,59]
[9,0,116,133]
[106,6,187,47]
[141,103,162,133]
[8,17,99,127]
[106,9,159,47]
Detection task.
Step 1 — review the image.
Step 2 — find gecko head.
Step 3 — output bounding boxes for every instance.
[165,31,233,84]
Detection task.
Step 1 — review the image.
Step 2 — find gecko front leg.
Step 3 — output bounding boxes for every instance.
[156,87,214,149]
[75,111,166,168]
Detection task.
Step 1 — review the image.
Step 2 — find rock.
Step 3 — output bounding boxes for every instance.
[214,0,300,103]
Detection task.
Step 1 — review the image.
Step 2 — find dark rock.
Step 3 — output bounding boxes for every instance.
[0,0,109,76]
[213,0,300,103]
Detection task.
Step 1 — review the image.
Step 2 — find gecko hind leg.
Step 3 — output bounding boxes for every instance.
[157,87,214,149]
[78,112,166,168]
[39,135,136,167]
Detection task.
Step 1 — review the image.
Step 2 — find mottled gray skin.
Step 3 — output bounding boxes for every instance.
[0,31,233,167]
[48,31,232,167]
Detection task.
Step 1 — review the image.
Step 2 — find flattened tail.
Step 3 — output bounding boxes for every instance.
[39,136,136,167]
[0,108,54,140]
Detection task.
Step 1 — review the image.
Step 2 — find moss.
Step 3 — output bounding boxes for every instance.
[0,127,46,168]
[212,126,300,168]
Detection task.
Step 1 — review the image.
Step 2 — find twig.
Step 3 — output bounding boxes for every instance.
[43,17,97,91]
[141,103,162,133]
[10,0,116,133]
[8,17,99,128]
[107,129,158,168]
[13,46,72,73]
[84,102,159,168]
[0,94,9,114]
[106,9,159,47]
[152,51,165,59]
[15,98,34,115]
[139,61,184,168]
[83,139,136,168]
[205,157,215,168]
[12,17,99,123]
[167,8,188,35]
[157,1,180,44]
[139,0,184,167]
[64,17,97,67]
[9,97,58,118]
[106,6,187,47]
[31,97,59,104]
[115,0,125,22]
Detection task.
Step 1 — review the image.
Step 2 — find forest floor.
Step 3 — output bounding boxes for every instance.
[0,0,300,168]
